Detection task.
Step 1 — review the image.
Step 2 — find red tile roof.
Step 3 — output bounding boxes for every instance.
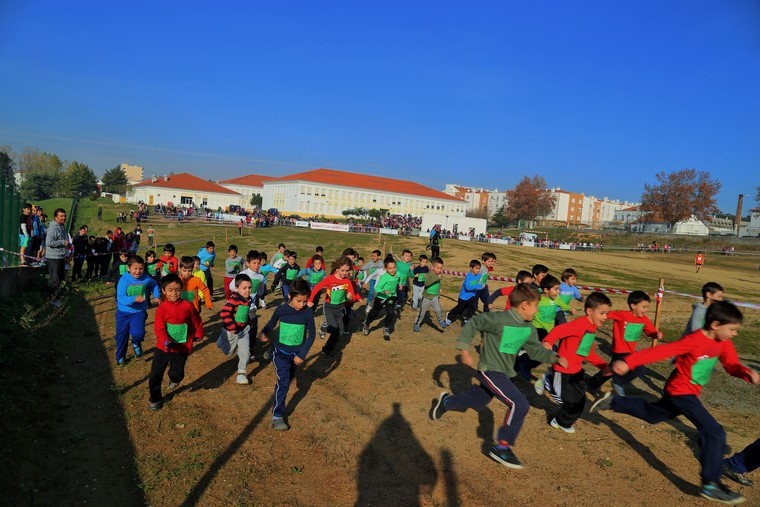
[265,168,464,202]
[132,173,240,195]
[220,174,273,188]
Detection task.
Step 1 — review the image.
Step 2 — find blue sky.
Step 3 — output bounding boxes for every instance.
[1,1,758,212]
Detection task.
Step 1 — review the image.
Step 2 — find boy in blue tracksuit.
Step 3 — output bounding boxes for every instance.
[259,279,316,431]
[115,255,160,365]
[445,259,484,326]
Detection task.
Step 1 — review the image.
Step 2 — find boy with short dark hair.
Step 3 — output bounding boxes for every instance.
[530,264,549,292]
[362,250,384,304]
[445,259,484,326]
[223,244,244,300]
[218,274,254,385]
[683,282,724,337]
[394,249,414,310]
[177,256,213,313]
[591,301,760,505]
[477,252,496,312]
[431,284,567,469]
[273,251,301,302]
[106,249,131,290]
[413,257,447,332]
[541,292,612,433]
[411,254,429,310]
[114,255,161,365]
[489,270,533,311]
[196,241,216,298]
[149,274,204,410]
[157,244,179,277]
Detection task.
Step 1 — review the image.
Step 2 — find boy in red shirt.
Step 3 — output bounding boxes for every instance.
[587,290,662,396]
[695,251,705,273]
[156,243,178,277]
[591,301,759,505]
[541,292,612,433]
[148,274,204,410]
[488,270,533,311]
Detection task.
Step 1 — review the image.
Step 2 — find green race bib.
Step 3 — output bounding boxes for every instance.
[309,271,325,285]
[576,332,596,357]
[418,273,426,283]
[234,304,249,323]
[147,263,158,276]
[479,272,489,285]
[181,291,195,303]
[250,278,261,294]
[162,265,171,276]
[558,294,573,305]
[397,263,411,283]
[623,323,645,342]
[166,323,188,344]
[538,304,557,322]
[286,268,298,280]
[119,264,128,275]
[126,284,145,298]
[499,326,533,354]
[691,356,719,386]
[279,322,305,346]
[330,287,347,304]
[427,280,440,295]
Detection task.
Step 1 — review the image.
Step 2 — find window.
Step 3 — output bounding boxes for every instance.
[180,196,193,205]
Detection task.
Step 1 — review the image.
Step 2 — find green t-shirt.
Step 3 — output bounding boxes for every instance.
[396,262,412,284]
[375,273,400,300]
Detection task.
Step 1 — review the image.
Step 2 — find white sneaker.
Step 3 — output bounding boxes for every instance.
[259,299,267,309]
[236,373,249,385]
[534,373,547,396]
[550,417,576,434]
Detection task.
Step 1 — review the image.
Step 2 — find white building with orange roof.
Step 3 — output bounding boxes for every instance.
[129,172,242,210]
[219,174,272,206]
[262,168,466,218]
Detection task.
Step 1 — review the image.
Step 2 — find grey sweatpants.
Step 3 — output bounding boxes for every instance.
[411,285,424,309]
[217,326,251,373]
[414,296,442,327]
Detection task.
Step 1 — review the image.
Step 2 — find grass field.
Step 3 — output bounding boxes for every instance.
[11,198,760,506]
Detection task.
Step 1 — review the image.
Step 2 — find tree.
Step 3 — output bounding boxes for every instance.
[0,147,14,184]
[491,205,509,226]
[20,172,58,200]
[102,165,129,195]
[59,161,98,198]
[18,147,63,175]
[250,194,263,208]
[640,168,721,227]
[502,176,556,227]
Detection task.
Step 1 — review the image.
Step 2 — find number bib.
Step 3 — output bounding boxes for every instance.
[126,284,145,298]
[286,268,298,281]
[147,264,158,276]
[623,323,645,342]
[309,271,325,285]
[249,278,261,294]
[558,294,573,306]
[329,287,347,304]
[426,280,440,295]
[538,304,557,322]
[499,326,533,354]
[119,264,128,275]
[479,272,489,285]
[576,332,596,356]
[234,304,249,323]
[397,263,411,283]
[181,291,195,303]
[167,323,188,344]
[418,273,426,283]
[691,356,719,386]
[279,322,305,347]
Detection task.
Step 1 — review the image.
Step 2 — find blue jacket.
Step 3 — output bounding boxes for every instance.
[458,272,484,301]
[116,272,160,314]
[196,248,216,272]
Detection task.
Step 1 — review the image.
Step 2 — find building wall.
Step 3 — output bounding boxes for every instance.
[120,163,144,184]
[129,185,242,210]
[220,183,263,205]
[262,181,466,217]
[488,191,507,217]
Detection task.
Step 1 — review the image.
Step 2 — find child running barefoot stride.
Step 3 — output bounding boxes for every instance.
[591,301,760,505]
[430,284,567,469]
[258,279,316,431]
[149,274,204,410]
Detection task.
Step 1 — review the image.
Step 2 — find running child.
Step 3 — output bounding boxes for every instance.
[307,256,361,356]
[362,250,384,305]
[488,270,534,311]
[196,241,216,298]
[223,244,244,301]
[148,273,204,410]
[445,259,484,326]
[114,255,161,365]
[683,282,724,336]
[145,250,160,282]
[259,252,279,308]
[156,243,179,277]
[192,256,208,305]
[557,268,583,324]
[258,279,316,431]
[695,251,705,273]
[147,225,155,247]
[228,250,265,357]
[272,250,301,302]
[430,284,567,469]
[587,290,662,396]
[177,256,213,313]
[411,254,429,310]
[217,274,255,385]
[394,249,414,310]
[298,254,326,306]
[304,246,324,269]
[362,255,401,341]
[591,301,759,505]
[540,292,612,433]
[476,252,496,313]
[106,249,130,292]
[530,264,549,292]
[413,257,447,332]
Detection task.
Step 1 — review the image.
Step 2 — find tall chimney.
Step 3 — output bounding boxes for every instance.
[734,194,744,235]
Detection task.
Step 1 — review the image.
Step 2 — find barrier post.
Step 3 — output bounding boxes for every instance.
[652,277,665,347]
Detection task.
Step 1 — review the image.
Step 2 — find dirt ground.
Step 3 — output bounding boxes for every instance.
[29,230,760,506]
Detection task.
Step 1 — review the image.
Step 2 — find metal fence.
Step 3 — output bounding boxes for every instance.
[0,174,22,268]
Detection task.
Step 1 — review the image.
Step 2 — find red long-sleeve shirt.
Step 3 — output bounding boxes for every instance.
[624,330,753,397]
[308,274,361,306]
[156,254,178,275]
[608,310,659,354]
[544,316,608,374]
[154,299,203,354]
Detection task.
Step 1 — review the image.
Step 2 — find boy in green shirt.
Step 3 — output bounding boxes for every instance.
[362,255,401,341]
[430,284,567,469]
[413,257,448,332]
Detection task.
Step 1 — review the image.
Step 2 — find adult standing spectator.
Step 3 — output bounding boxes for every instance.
[429,225,442,259]
[46,208,69,305]
[97,205,102,221]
